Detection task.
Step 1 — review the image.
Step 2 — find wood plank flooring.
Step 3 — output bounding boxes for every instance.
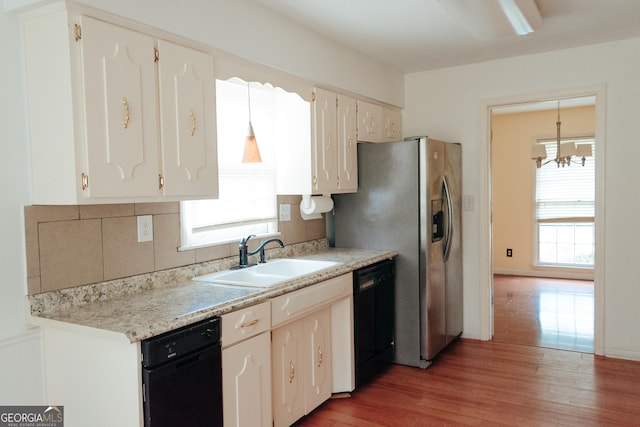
[296,276,640,426]
[493,275,594,352]
[296,339,640,426]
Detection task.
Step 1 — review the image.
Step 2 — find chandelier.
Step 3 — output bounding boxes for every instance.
[531,101,592,168]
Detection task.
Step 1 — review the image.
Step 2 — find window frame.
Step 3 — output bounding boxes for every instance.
[532,136,595,269]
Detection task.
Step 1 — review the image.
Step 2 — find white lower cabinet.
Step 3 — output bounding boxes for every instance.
[222,332,272,427]
[272,307,332,427]
[270,273,352,426]
[222,302,272,427]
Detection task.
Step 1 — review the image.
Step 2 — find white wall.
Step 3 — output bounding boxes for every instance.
[0,6,45,404]
[0,0,403,405]
[20,0,405,107]
[404,37,640,359]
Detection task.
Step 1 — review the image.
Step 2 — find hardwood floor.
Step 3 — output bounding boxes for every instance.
[297,339,640,426]
[296,276,640,426]
[493,275,594,352]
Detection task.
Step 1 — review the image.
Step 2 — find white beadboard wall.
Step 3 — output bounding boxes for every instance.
[0,330,45,404]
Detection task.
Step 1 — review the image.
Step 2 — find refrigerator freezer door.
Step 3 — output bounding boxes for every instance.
[334,140,423,367]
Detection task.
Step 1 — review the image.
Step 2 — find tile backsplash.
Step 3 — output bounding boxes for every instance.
[24,196,326,294]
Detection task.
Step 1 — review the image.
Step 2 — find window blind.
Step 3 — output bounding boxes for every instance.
[535,139,595,222]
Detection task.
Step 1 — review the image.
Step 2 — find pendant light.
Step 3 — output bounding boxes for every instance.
[531,100,592,168]
[242,82,262,163]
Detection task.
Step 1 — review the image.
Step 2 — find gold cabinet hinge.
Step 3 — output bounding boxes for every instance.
[154,47,159,62]
[158,174,164,190]
[311,91,316,102]
[81,173,88,190]
[73,24,82,41]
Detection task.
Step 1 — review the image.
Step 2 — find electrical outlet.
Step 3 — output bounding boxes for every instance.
[279,204,291,222]
[137,215,153,242]
[506,248,513,257]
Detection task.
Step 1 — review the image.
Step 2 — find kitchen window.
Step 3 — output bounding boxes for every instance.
[534,138,595,267]
[180,78,278,249]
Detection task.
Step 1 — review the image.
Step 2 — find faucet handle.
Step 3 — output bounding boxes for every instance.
[240,234,256,246]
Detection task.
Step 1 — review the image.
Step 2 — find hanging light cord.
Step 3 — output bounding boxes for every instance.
[555,100,561,166]
[247,82,252,122]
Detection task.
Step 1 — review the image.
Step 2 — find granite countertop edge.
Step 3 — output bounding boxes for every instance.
[28,246,397,343]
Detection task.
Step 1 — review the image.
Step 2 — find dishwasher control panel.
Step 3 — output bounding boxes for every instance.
[141,317,220,368]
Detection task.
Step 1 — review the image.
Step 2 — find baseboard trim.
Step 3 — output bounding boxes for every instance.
[604,348,640,362]
[493,268,594,281]
[0,327,41,348]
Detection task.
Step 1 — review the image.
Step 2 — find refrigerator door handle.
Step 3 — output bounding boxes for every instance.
[443,175,454,261]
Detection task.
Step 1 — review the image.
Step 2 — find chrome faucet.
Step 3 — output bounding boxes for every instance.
[250,238,285,263]
[238,236,285,267]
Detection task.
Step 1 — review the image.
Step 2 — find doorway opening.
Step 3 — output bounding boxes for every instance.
[488,94,601,353]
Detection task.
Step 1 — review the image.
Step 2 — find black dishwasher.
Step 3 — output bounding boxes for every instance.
[141,317,222,427]
[353,259,395,386]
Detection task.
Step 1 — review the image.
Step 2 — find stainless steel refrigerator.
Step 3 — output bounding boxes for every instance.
[332,136,463,368]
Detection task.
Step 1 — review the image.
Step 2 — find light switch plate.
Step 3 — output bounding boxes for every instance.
[463,195,475,211]
[279,204,291,222]
[137,215,153,242]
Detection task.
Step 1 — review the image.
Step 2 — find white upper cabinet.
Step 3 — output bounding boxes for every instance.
[80,16,160,199]
[21,5,218,204]
[357,100,383,143]
[311,88,338,193]
[357,99,402,143]
[276,87,358,196]
[157,39,218,198]
[337,94,358,192]
[382,107,402,142]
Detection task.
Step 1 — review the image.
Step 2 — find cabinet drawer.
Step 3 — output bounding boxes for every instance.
[221,301,270,348]
[271,274,351,327]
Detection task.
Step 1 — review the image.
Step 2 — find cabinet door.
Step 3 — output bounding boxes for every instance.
[357,100,383,143]
[337,94,358,192]
[312,88,338,193]
[157,39,218,198]
[383,107,402,141]
[304,307,332,412]
[222,332,272,427]
[80,16,160,198]
[272,320,305,427]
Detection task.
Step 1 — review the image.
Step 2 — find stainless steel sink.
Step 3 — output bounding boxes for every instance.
[192,258,340,287]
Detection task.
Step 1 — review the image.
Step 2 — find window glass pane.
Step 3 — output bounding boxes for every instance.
[574,224,594,245]
[539,242,557,263]
[537,223,594,267]
[556,225,575,243]
[538,224,556,242]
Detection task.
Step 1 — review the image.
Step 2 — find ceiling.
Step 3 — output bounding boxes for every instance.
[247,0,640,73]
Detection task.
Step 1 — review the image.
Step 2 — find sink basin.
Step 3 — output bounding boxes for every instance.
[193,258,340,288]
[249,258,339,277]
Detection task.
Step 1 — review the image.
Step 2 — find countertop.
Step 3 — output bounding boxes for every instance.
[28,245,396,343]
